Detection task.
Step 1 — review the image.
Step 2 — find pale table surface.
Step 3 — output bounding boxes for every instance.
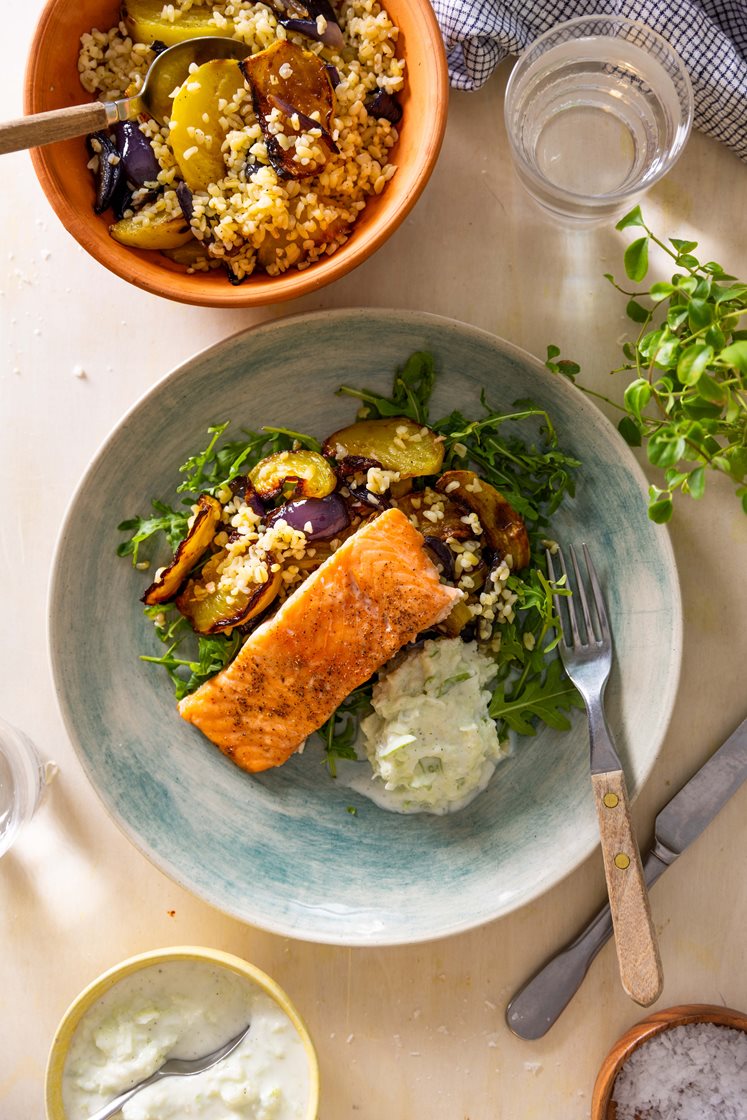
[2,6,746,1119]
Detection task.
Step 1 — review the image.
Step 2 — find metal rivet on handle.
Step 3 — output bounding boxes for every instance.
[603,792,619,808]
[614,853,631,870]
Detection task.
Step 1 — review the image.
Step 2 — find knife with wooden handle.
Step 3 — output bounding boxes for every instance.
[506,715,747,1040]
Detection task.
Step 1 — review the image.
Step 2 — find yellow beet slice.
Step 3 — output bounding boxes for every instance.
[249,450,337,500]
[142,495,222,606]
[169,59,247,191]
[323,418,445,478]
[110,211,193,249]
[124,0,236,46]
[177,559,282,634]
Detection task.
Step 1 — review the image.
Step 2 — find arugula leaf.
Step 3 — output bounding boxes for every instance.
[318,683,373,776]
[117,500,189,566]
[337,351,436,424]
[489,657,584,737]
[140,609,241,701]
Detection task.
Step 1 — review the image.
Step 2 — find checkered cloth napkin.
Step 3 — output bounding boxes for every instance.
[432,0,747,160]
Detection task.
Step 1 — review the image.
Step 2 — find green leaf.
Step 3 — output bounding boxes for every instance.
[687,298,713,332]
[618,416,642,446]
[489,658,584,737]
[718,341,747,373]
[649,281,675,301]
[684,466,706,499]
[623,378,652,419]
[648,429,687,469]
[677,343,714,385]
[546,344,561,361]
[696,373,727,405]
[648,495,673,523]
[624,237,650,283]
[626,298,650,323]
[670,238,698,254]
[713,283,747,305]
[638,328,663,358]
[616,205,645,231]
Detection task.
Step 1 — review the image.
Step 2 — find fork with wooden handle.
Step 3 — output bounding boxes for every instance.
[546,543,663,1007]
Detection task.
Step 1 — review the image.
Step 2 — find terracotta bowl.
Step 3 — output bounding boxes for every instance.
[24,0,447,306]
[591,1003,747,1119]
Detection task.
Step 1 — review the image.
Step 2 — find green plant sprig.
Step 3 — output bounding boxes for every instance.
[546,206,747,521]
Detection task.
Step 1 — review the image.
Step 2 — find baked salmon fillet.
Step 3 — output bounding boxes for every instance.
[178,507,462,772]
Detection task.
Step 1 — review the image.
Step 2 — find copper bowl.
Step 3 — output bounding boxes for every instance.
[24,0,448,306]
[591,1003,747,1119]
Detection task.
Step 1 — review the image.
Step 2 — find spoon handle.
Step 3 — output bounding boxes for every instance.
[0,101,118,155]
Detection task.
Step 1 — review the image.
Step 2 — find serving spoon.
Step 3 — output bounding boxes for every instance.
[84,1019,252,1120]
[0,36,250,156]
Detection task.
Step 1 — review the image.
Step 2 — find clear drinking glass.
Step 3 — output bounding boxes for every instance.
[504,16,694,223]
[0,716,56,857]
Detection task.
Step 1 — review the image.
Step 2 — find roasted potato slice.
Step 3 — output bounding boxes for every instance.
[241,40,337,179]
[169,59,247,191]
[124,0,236,46]
[142,494,221,606]
[177,559,282,634]
[110,211,193,249]
[435,471,531,569]
[249,450,337,501]
[323,418,445,479]
[396,489,473,541]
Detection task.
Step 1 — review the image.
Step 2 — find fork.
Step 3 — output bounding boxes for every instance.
[547,543,663,1008]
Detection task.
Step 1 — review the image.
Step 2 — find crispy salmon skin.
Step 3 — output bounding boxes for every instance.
[178,507,462,772]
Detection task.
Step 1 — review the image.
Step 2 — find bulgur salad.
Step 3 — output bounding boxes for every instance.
[118,352,584,813]
[79,0,404,281]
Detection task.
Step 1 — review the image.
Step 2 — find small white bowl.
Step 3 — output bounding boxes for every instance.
[45,945,320,1120]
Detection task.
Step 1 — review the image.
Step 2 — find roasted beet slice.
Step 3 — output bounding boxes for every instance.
[87,131,123,215]
[364,88,403,125]
[241,40,337,180]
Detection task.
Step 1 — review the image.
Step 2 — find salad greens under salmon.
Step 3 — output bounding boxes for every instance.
[118,352,583,789]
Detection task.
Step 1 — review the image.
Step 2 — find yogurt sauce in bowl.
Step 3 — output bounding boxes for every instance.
[58,956,314,1120]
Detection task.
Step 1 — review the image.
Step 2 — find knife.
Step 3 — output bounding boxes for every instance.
[505,715,747,1041]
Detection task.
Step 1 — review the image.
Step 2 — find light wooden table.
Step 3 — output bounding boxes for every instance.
[2,6,746,1117]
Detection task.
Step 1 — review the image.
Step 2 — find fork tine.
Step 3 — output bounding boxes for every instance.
[569,544,596,646]
[583,543,611,645]
[554,545,581,648]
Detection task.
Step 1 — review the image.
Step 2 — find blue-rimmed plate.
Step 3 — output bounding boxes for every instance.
[48,309,682,945]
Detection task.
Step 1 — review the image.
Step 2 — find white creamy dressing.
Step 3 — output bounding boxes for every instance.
[337,638,509,814]
[62,961,310,1120]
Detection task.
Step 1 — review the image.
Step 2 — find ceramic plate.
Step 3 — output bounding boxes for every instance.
[49,310,682,945]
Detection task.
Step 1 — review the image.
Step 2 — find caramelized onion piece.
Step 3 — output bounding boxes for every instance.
[435,470,531,569]
[241,40,337,179]
[248,449,337,501]
[266,0,345,48]
[141,494,221,606]
[176,559,282,634]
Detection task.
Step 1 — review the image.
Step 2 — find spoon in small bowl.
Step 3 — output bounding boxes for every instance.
[0,36,250,155]
[84,1019,252,1120]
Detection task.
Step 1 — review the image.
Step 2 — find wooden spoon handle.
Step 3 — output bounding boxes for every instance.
[591,769,663,1007]
[0,102,114,155]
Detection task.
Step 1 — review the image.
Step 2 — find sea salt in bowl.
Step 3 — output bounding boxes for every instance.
[591,1004,747,1120]
[24,0,447,307]
[45,946,320,1120]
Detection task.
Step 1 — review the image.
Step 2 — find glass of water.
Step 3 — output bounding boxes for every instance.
[0,716,56,857]
[504,16,693,223]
